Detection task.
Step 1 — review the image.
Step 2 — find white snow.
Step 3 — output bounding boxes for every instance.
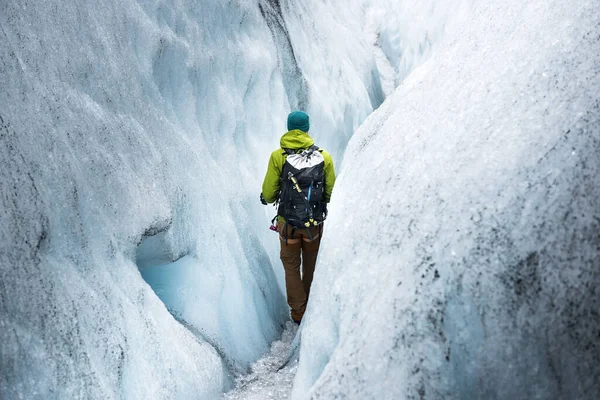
[294,1,600,399]
[223,322,299,400]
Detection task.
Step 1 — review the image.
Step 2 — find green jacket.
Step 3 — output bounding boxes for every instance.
[261,129,336,205]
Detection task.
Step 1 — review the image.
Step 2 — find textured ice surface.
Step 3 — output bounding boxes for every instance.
[0,0,394,398]
[366,0,469,91]
[294,1,600,399]
[5,0,597,398]
[223,322,299,400]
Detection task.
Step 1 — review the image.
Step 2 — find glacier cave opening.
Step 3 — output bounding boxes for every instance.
[135,230,190,316]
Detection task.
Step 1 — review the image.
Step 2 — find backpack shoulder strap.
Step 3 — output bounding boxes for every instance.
[282,148,296,156]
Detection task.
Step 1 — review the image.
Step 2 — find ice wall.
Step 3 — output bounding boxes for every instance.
[295,1,600,399]
[0,0,389,398]
[365,0,469,92]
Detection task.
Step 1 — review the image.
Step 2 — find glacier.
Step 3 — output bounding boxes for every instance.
[294,1,600,399]
[1,0,599,399]
[0,0,392,398]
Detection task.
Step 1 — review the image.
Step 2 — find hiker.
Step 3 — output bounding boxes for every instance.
[260,111,336,324]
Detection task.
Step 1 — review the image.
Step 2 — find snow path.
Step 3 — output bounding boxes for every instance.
[223,322,299,400]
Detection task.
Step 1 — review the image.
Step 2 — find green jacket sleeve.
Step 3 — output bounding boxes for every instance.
[261,151,281,203]
[322,151,336,203]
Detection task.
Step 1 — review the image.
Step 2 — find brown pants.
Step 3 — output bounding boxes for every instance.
[278,221,322,322]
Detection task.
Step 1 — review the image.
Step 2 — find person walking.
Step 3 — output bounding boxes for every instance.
[260,111,336,324]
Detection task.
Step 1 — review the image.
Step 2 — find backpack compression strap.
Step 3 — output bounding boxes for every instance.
[282,145,321,156]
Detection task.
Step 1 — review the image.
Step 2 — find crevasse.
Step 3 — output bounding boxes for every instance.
[2,0,599,399]
[0,0,407,398]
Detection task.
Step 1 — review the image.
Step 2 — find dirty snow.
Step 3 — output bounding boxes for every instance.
[224,322,299,400]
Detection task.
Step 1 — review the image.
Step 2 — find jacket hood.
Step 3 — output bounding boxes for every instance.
[280,129,314,150]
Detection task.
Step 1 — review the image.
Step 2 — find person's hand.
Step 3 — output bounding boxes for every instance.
[260,193,268,205]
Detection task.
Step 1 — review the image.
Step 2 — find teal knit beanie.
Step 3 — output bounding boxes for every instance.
[287,111,310,132]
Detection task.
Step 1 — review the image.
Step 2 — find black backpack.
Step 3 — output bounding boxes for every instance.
[278,145,327,228]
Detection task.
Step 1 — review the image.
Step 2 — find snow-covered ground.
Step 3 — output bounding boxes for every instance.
[223,322,299,400]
